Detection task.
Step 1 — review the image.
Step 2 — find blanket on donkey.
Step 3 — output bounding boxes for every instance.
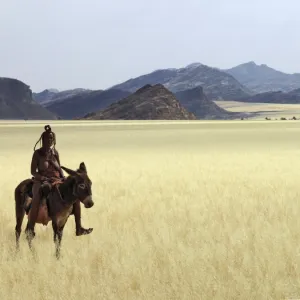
[25,178,64,220]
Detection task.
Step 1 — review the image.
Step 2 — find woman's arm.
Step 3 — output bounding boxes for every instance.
[54,150,65,179]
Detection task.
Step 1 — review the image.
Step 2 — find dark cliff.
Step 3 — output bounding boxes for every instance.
[0,77,57,120]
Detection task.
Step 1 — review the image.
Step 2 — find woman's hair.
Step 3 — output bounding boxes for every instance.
[33,125,56,151]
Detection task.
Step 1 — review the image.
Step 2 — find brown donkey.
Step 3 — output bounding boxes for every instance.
[14,162,94,259]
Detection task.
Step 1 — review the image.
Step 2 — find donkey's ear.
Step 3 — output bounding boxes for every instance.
[78,162,87,174]
[61,166,78,176]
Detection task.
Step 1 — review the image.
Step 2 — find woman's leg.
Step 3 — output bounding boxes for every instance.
[73,199,93,236]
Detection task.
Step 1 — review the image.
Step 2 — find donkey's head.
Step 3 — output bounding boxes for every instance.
[61,162,94,208]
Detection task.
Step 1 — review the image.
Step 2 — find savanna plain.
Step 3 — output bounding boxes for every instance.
[1,120,300,299]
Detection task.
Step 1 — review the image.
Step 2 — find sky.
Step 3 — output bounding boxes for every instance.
[0,0,299,92]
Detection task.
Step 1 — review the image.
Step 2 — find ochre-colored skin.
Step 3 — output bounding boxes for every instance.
[28,146,62,227]
[27,130,92,236]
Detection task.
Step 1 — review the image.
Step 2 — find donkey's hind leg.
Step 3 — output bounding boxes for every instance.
[52,220,66,260]
[15,206,25,251]
[14,187,26,251]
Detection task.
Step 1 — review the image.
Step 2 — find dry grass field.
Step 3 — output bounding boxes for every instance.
[1,120,300,299]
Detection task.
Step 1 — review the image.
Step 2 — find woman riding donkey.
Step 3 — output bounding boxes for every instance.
[25,125,93,238]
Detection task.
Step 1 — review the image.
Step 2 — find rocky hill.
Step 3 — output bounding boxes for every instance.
[82,84,196,120]
[236,88,300,104]
[225,61,300,93]
[0,77,57,120]
[109,63,252,100]
[33,88,91,105]
[45,89,131,119]
[174,86,240,119]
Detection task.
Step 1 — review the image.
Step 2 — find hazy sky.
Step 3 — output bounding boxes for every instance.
[0,0,299,92]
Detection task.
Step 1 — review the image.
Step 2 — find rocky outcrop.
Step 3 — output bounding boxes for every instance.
[82,84,196,120]
[175,86,239,119]
[225,61,300,93]
[45,89,131,119]
[109,62,252,100]
[0,77,57,120]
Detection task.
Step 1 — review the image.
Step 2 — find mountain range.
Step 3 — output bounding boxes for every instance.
[43,89,131,119]
[109,62,253,100]
[1,61,300,120]
[33,88,91,105]
[82,85,243,120]
[225,61,300,93]
[237,89,300,104]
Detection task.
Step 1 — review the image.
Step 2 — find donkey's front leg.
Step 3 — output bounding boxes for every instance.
[52,220,59,259]
[56,228,64,259]
[52,220,65,260]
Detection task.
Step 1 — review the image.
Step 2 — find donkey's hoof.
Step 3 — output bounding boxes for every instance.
[25,228,36,239]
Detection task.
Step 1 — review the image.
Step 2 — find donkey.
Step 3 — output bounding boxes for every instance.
[14,162,94,259]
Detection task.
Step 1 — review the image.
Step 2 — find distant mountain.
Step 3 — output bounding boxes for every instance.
[45,89,131,119]
[33,88,92,105]
[289,88,300,96]
[174,86,240,119]
[225,61,300,93]
[0,77,57,120]
[47,88,59,93]
[236,88,300,104]
[33,89,58,103]
[82,84,196,120]
[109,63,252,100]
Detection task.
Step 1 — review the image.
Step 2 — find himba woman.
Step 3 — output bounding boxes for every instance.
[25,125,93,237]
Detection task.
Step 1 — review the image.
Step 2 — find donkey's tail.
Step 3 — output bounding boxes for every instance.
[14,179,33,238]
[15,179,33,211]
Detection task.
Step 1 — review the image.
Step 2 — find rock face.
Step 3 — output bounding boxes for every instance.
[82,84,196,120]
[236,89,300,104]
[109,63,252,100]
[0,77,57,120]
[45,89,131,119]
[174,86,237,119]
[225,61,300,93]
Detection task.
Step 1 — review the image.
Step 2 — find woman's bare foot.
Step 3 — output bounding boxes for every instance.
[76,227,93,236]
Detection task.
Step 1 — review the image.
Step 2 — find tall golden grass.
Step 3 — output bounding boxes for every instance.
[1,120,300,299]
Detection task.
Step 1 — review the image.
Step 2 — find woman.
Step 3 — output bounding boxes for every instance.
[25,125,93,237]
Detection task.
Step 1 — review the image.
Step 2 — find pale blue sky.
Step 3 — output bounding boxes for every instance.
[0,0,299,92]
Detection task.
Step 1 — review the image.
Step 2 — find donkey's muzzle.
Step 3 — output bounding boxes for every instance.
[83,196,94,208]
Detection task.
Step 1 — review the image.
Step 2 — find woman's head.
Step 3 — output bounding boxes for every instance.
[34,125,56,151]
